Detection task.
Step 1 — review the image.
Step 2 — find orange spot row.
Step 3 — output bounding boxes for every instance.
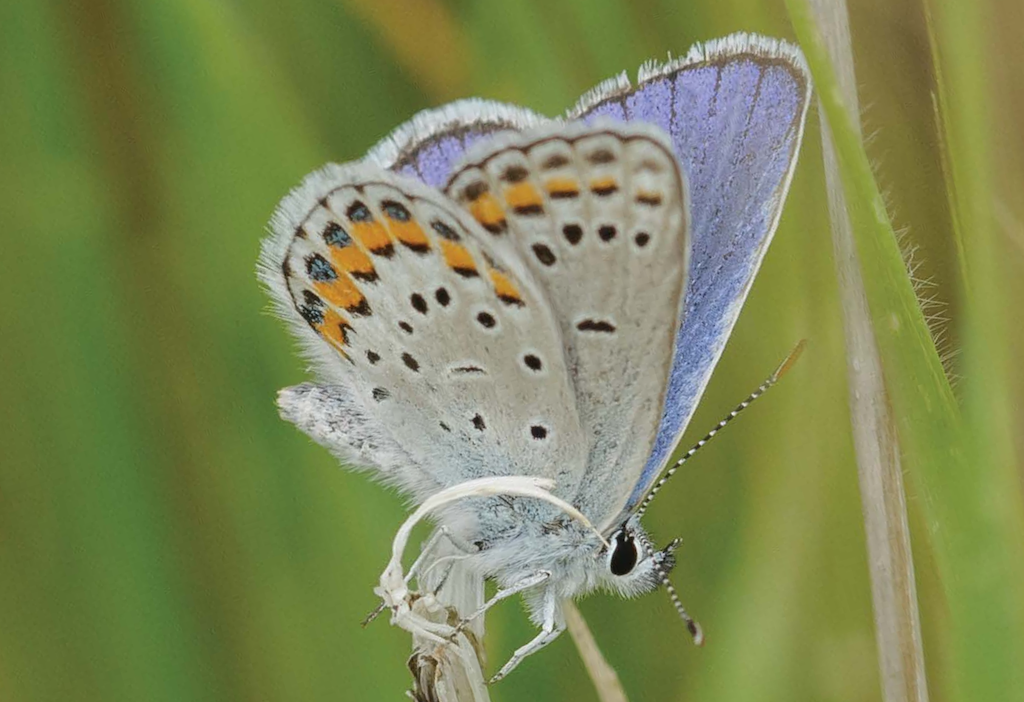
[489,268,523,306]
[503,182,543,211]
[350,221,392,254]
[635,190,664,205]
[439,240,478,276]
[469,193,506,228]
[386,220,431,252]
[330,246,376,280]
[314,276,366,314]
[317,308,351,348]
[544,177,580,198]
[589,176,619,194]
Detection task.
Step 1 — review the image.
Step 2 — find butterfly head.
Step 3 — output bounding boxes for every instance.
[600,515,676,598]
[600,516,702,644]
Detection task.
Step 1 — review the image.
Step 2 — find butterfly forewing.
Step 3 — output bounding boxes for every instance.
[570,36,812,514]
[445,123,690,529]
[262,163,587,501]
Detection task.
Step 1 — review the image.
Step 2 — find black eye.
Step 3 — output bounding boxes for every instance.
[610,530,639,576]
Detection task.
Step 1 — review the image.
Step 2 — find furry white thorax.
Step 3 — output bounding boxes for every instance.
[440,499,670,621]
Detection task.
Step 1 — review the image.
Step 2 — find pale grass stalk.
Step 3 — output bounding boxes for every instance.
[564,600,629,702]
[806,2,929,701]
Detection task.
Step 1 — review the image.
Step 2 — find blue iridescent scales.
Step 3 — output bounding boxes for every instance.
[368,34,811,520]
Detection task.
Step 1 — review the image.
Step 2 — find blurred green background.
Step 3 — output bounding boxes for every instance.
[2,0,1022,700]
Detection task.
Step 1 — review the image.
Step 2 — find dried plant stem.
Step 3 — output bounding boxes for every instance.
[806,2,929,701]
[383,477,610,700]
[408,548,490,702]
[564,601,630,702]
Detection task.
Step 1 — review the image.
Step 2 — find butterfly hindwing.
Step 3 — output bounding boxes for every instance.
[365,99,546,189]
[261,163,587,501]
[445,123,690,530]
[275,382,435,495]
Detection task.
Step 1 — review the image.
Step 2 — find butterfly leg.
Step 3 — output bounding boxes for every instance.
[489,587,565,683]
[406,526,475,587]
[447,570,550,642]
[364,527,475,627]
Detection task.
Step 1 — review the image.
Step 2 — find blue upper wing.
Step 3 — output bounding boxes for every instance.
[569,35,811,514]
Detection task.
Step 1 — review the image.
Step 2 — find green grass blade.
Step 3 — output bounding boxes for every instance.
[785,1,1024,700]
[924,0,1024,698]
[805,1,929,700]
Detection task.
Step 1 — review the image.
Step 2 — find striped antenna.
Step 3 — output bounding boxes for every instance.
[661,573,704,645]
[636,340,806,519]
[652,536,704,642]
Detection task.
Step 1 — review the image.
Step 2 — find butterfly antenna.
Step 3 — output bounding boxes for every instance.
[636,340,806,519]
[660,572,704,645]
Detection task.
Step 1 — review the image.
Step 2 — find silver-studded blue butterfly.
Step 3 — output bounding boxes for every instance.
[260,33,811,682]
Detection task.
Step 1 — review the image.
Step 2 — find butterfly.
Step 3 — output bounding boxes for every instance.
[260,33,811,682]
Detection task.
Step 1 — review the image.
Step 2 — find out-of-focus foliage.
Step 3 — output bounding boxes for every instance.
[1,1,1021,701]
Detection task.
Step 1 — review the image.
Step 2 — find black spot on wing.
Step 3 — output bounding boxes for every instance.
[532,244,556,266]
[347,201,372,222]
[636,193,663,206]
[410,293,428,314]
[542,153,569,169]
[381,200,411,222]
[512,203,544,216]
[577,319,616,333]
[323,222,353,247]
[306,254,337,281]
[298,290,325,325]
[501,165,529,183]
[523,354,542,371]
[463,181,488,201]
[481,220,508,235]
[431,219,460,241]
[347,297,372,317]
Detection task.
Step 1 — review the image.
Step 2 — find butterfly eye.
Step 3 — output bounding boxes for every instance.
[609,530,639,576]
